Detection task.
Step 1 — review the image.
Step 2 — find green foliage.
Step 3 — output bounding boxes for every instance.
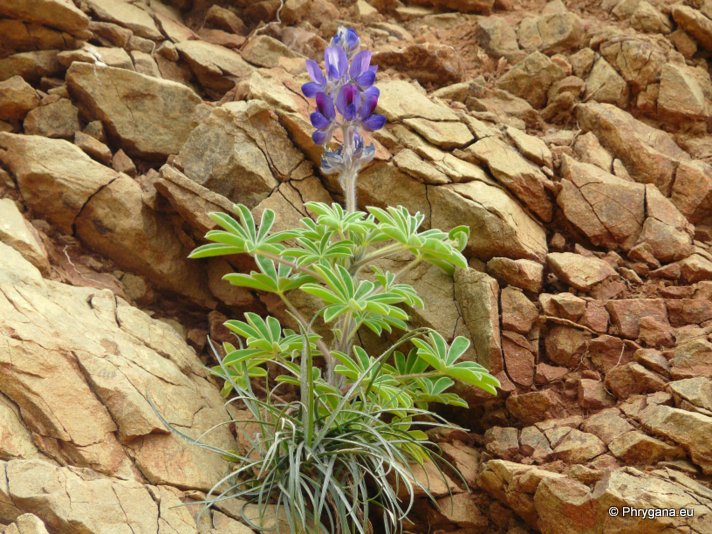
[178,201,499,532]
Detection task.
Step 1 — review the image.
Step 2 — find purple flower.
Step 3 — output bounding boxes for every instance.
[324,45,348,81]
[358,87,386,131]
[336,84,360,121]
[349,51,377,90]
[311,92,336,145]
[302,59,326,98]
[331,27,359,56]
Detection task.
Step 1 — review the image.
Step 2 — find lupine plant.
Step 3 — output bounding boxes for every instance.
[162,26,500,534]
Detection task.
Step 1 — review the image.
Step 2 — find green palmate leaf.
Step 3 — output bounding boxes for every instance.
[223,256,314,294]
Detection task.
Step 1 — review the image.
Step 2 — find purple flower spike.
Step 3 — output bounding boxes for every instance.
[362,113,386,132]
[359,87,379,120]
[332,27,359,55]
[302,59,326,97]
[336,84,360,121]
[316,92,336,121]
[325,46,348,81]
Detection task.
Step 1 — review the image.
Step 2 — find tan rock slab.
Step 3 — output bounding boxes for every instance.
[0,133,115,233]
[377,79,459,121]
[0,76,39,121]
[0,0,89,34]
[547,252,617,291]
[23,98,80,139]
[85,0,162,40]
[66,62,202,159]
[0,199,48,273]
[176,40,253,93]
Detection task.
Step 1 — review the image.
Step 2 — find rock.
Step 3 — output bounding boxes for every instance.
[454,269,503,375]
[576,103,690,195]
[672,4,712,51]
[0,242,234,487]
[205,5,247,34]
[477,17,521,60]
[584,58,629,107]
[0,393,42,461]
[85,0,162,40]
[0,51,63,83]
[535,362,569,384]
[0,133,115,233]
[0,199,48,273]
[539,292,586,321]
[520,425,553,461]
[605,362,667,399]
[557,155,645,250]
[640,403,712,473]
[573,131,613,172]
[496,51,566,108]
[517,10,585,54]
[377,79,459,122]
[552,429,606,463]
[431,493,489,529]
[671,160,712,226]
[486,257,543,293]
[241,35,301,68]
[637,186,693,263]
[501,287,538,334]
[547,252,617,291]
[578,379,615,409]
[73,131,112,165]
[393,149,449,185]
[429,181,548,261]
[402,117,473,149]
[658,62,712,129]
[485,426,520,459]
[176,100,306,207]
[0,76,40,121]
[606,298,668,339]
[670,339,712,379]
[669,377,712,414]
[439,441,481,487]
[75,174,215,306]
[23,98,80,139]
[597,32,668,95]
[544,325,589,367]
[0,1,88,34]
[502,331,535,386]
[609,430,683,464]
[175,40,253,93]
[407,0,495,13]
[506,390,566,424]
[66,62,202,160]
[630,1,672,34]
[505,126,553,168]
[582,408,634,444]
[372,43,464,87]
[678,254,712,283]
[535,467,712,533]
[466,136,552,221]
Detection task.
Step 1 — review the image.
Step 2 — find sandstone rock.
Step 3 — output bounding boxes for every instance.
[205,5,247,34]
[407,0,495,13]
[23,98,80,139]
[576,103,690,195]
[2,513,49,534]
[0,393,42,461]
[75,174,214,306]
[536,467,712,533]
[505,126,553,168]
[0,243,234,487]
[0,199,48,273]
[85,0,162,40]
[609,430,683,465]
[539,292,586,321]
[535,362,569,384]
[175,40,253,93]
[402,117,473,149]
[393,149,449,184]
[0,133,115,233]
[439,441,481,487]
[0,76,39,121]
[578,378,615,409]
[501,287,538,334]
[66,62,202,160]
[454,269,503,375]
[0,51,63,83]
[671,160,712,226]
[670,339,712,379]
[552,429,606,463]
[430,181,548,261]
[177,100,306,207]
[502,331,535,386]
[377,79,459,121]
[678,254,712,283]
[485,426,520,459]
[598,32,669,94]
[73,131,112,165]
[672,4,712,51]
[506,390,566,424]
[584,57,628,107]
[241,35,301,68]
[496,51,566,108]
[669,377,712,414]
[477,17,521,59]
[517,10,585,54]
[486,257,543,293]
[520,425,553,461]
[431,493,488,529]
[466,136,552,221]
[657,62,712,127]
[0,0,88,35]
[631,1,672,34]
[547,252,617,291]
[557,155,645,250]
[640,403,712,473]
[573,131,613,171]
[605,362,667,399]
[544,325,589,367]
[372,43,464,87]
[581,408,634,444]
[606,298,668,339]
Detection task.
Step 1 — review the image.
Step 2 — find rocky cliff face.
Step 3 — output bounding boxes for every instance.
[1,0,712,533]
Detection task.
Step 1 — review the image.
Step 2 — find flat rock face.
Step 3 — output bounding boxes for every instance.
[0,242,233,489]
[66,62,202,159]
[0,0,90,34]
